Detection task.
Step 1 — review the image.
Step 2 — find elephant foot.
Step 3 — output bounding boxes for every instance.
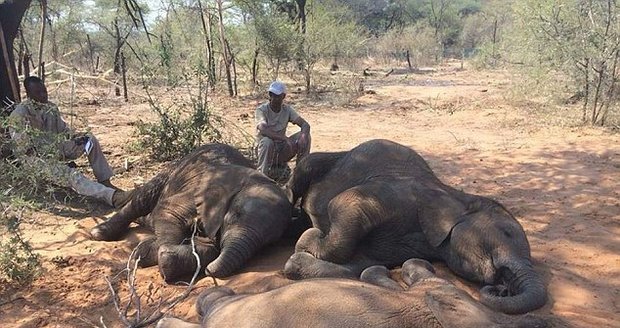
[134,237,159,268]
[401,259,437,287]
[158,245,203,284]
[158,240,219,284]
[294,227,324,256]
[360,266,403,291]
[284,252,356,280]
[90,221,130,241]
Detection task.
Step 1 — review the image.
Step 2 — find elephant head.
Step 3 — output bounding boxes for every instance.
[203,179,292,278]
[420,196,548,314]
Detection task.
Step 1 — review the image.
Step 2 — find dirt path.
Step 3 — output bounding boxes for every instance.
[1,64,618,327]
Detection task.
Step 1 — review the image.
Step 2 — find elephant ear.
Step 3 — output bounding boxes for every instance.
[425,285,498,328]
[418,193,467,247]
[197,184,234,239]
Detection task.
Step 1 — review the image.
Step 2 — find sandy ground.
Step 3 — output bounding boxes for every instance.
[1,63,619,327]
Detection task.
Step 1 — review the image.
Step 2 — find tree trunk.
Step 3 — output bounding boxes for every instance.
[251,47,259,86]
[114,18,122,97]
[296,0,307,34]
[197,0,217,89]
[37,0,47,80]
[216,0,233,97]
[121,52,128,102]
[0,0,32,109]
[86,34,95,73]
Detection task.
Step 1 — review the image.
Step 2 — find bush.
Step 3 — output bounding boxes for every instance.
[0,206,41,286]
[135,64,253,161]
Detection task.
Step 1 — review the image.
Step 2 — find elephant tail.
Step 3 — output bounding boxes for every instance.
[480,260,548,314]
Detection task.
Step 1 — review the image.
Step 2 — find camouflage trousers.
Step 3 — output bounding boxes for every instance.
[22,156,115,206]
[256,132,310,178]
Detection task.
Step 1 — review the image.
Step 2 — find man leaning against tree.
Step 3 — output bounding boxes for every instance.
[8,76,132,208]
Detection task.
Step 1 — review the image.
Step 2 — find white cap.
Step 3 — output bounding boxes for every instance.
[268,81,286,95]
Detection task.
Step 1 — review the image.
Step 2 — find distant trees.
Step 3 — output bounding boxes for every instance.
[1,0,617,126]
[510,0,619,125]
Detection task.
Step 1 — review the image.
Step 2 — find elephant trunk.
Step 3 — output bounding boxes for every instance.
[480,259,547,314]
[206,228,262,278]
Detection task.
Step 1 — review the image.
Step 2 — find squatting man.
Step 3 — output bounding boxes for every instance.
[255,81,311,178]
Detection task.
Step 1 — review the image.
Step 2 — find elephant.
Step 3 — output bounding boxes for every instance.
[90,143,292,282]
[156,258,547,328]
[283,139,547,314]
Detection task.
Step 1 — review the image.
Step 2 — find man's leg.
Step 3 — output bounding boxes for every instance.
[289,131,311,163]
[256,137,276,175]
[85,134,114,183]
[24,157,115,206]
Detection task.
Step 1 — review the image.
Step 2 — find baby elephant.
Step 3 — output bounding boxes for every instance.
[157,259,547,328]
[90,144,292,282]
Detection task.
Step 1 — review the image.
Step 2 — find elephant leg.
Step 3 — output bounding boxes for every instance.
[90,169,170,241]
[295,185,389,263]
[135,237,159,268]
[400,258,438,288]
[283,251,380,280]
[360,265,404,291]
[158,236,219,284]
[284,252,357,280]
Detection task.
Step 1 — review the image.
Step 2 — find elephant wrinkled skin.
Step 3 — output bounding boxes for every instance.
[283,139,547,314]
[156,259,547,328]
[90,143,292,282]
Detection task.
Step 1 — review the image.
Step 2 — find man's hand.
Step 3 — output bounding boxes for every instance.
[297,132,309,154]
[73,135,90,146]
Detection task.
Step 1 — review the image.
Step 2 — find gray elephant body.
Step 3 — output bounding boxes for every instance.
[284,139,547,314]
[91,143,292,282]
[157,259,547,328]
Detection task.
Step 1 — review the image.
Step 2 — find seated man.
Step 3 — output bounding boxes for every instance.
[255,81,311,179]
[8,76,132,208]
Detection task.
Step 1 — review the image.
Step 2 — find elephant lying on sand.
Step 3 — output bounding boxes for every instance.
[90,143,291,282]
[283,139,547,314]
[156,259,547,328]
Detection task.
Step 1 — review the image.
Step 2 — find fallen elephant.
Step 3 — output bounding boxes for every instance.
[156,259,547,328]
[284,139,547,314]
[90,143,292,282]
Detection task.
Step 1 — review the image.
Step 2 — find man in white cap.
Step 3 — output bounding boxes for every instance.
[255,80,311,179]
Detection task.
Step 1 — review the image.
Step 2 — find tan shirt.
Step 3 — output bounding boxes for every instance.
[255,102,300,139]
[9,99,73,157]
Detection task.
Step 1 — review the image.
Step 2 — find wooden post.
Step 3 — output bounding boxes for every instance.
[37,0,47,79]
[121,51,128,102]
[86,33,95,73]
[216,0,233,96]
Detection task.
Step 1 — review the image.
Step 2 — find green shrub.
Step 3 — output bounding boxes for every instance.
[0,201,41,286]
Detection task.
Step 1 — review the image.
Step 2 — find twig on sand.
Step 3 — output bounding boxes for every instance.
[103,223,202,327]
[448,131,460,142]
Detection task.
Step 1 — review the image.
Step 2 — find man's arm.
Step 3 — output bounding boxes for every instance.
[292,116,310,135]
[256,122,289,141]
[255,107,288,141]
[8,106,34,157]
